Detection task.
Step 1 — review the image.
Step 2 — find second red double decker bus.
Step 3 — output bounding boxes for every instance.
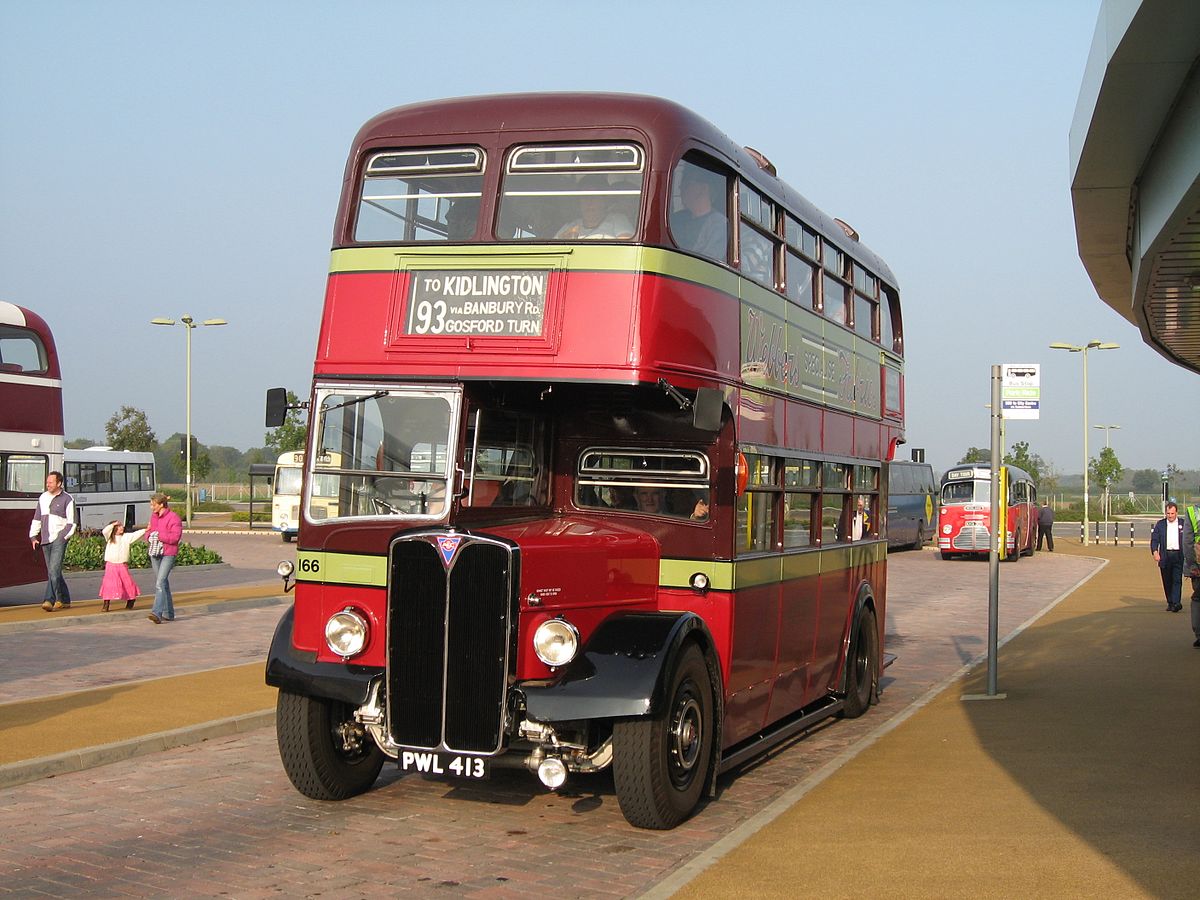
[267,93,905,829]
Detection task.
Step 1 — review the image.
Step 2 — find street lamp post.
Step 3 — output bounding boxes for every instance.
[151,314,228,527]
[1049,340,1118,545]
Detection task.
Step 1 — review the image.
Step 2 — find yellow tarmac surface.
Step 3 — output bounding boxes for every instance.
[0,581,285,781]
[0,663,273,766]
[670,541,1200,898]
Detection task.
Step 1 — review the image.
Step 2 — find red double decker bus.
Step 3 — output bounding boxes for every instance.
[266,93,905,829]
[0,302,64,589]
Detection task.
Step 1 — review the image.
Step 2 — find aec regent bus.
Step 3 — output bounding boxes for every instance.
[0,302,63,589]
[938,464,1037,560]
[266,93,905,829]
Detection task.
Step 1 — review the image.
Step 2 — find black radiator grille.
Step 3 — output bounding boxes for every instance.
[386,535,512,753]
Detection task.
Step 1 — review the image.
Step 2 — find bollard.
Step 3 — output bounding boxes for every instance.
[1130,521,1134,547]
[1079,522,1084,543]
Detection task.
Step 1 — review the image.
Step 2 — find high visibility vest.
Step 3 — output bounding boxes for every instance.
[1188,506,1200,544]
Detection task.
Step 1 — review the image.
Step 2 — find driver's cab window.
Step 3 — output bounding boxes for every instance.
[311,388,456,520]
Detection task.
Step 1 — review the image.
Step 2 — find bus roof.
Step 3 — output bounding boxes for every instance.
[942,463,1034,484]
[0,301,60,379]
[343,92,895,285]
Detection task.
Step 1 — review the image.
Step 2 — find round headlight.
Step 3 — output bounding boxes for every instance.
[533,618,579,668]
[277,560,295,578]
[325,608,369,658]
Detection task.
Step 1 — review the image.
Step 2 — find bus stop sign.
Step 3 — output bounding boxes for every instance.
[1000,363,1040,420]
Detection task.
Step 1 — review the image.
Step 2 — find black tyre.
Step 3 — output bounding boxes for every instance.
[913,522,926,550]
[940,550,954,560]
[281,532,293,543]
[612,643,713,829]
[1006,531,1022,562]
[276,690,385,801]
[842,607,878,718]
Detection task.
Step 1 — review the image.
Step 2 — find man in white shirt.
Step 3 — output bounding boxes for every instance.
[1150,501,1185,612]
[29,470,76,611]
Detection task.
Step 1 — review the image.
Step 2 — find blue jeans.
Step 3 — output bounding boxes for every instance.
[151,554,177,620]
[41,537,71,605]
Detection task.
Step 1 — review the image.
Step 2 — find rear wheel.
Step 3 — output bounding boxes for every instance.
[612,643,713,829]
[1006,531,1022,562]
[913,522,926,550]
[842,607,878,718]
[276,690,384,800]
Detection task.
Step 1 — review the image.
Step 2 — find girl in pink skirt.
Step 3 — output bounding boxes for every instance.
[99,520,145,611]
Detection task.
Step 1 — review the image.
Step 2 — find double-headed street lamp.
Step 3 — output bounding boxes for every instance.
[1049,340,1118,545]
[151,315,228,526]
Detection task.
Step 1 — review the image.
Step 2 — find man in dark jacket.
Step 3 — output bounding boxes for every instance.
[1037,501,1055,552]
[1151,501,1185,612]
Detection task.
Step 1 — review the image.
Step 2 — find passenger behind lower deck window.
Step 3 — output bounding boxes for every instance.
[580,485,708,520]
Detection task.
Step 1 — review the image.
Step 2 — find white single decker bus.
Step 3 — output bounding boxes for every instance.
[273,450,304,541]
[63,447,156,531]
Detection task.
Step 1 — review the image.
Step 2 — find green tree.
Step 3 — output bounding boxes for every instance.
[1131,468,1160,492]
[1004,440,1047,484]
[191,449,213,481]
[104,406,157,451]
[264,391,307,455]
[65,437,96,449]
[1088,446,1123,493]
[958,447,989,464]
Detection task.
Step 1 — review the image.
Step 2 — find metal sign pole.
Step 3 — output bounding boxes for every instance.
[987,366,1001,696]
[966,366,1007,701]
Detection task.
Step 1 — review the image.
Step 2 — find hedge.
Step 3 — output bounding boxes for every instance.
[64,531,223,571]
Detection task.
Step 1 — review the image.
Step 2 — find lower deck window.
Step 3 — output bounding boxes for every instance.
[575,448,709,521]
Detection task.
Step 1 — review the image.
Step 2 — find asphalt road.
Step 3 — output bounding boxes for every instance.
[0,544,1100,897]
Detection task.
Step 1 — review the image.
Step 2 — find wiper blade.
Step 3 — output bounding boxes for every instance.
[320,390,388,416]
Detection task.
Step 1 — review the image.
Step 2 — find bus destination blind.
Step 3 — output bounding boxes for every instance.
[406,269,547,337]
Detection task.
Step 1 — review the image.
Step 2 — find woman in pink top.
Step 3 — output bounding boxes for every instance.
[142,492,183,624]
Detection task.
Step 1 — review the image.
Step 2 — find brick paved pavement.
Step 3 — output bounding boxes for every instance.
[0,548,1101,897]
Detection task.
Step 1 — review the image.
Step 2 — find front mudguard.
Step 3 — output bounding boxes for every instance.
[521,610,721,723]
[265,605,378,706]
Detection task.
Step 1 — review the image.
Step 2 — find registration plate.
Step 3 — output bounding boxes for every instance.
[398,750,490,780]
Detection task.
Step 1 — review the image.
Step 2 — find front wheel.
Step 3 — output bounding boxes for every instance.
[276,690,385,801]
[913,522,926,550]
[612,643,714,829]
[842,607,878,718]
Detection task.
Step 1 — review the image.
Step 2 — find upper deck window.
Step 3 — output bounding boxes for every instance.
[355,147,485,243]
[669,157,730,263]
[0,327,48,374]
[497,144,643,241]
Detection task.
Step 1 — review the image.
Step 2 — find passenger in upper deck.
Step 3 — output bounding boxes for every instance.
[555,175,634,240]
[445,197,480,240]
[671,165,728,261]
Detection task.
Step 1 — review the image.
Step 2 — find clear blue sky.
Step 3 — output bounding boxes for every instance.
[2,0,1192,477]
